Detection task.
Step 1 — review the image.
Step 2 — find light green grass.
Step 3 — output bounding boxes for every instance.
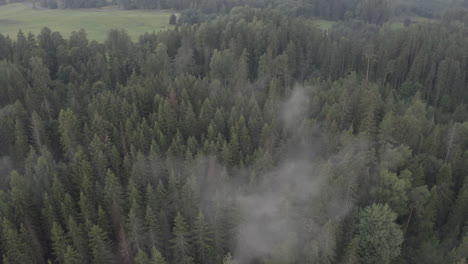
[0,3,174,42]
[311,19,335,30]
[387,16,439,30]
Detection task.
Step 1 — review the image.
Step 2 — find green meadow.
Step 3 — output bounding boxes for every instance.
[311,19,335,30]
[0,3,174,41]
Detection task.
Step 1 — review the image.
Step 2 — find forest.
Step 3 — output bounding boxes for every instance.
[1,0,468,25]
[0,0,468,263]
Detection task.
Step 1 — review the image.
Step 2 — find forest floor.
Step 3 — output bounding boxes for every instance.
[0,3,174,41]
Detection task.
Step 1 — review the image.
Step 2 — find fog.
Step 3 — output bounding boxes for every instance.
[189,86,361,263]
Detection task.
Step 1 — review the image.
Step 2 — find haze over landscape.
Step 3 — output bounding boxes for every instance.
[0,0,467,263]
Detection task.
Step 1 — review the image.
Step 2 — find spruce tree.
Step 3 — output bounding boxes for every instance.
[88,224,112,264]
[171,212,194,264]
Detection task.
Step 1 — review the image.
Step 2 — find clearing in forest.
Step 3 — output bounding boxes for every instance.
[0,3,174,41]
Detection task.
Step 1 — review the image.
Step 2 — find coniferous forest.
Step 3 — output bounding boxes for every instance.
[0,1,468,263]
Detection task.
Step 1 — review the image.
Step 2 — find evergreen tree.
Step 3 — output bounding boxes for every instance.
[88,224,112,264]
[435,165,454,226]
[222,253,238,264]
[67,217,89,262]
[128,206,145,255]
[13,118,29,167]
[58,108,81,159]
[135,248,151,264]
[51,222,68,263]
[170,14,177,25]
[150,247,167,264]
[193,211,214,264]
[64,245,81,264]
[355,204,403,264]
[171,212,194,264]
[1,219,35,263]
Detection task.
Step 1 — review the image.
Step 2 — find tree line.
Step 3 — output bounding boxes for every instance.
[1,0,465,27]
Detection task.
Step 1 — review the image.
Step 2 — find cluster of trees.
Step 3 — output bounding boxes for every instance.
[0,0,25,5]
[35,0,107,9]
[0,6,467,264]
[443,8,468,26]
[13,0,468,27]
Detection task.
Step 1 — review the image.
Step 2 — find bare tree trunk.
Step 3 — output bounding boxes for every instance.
[404,207,414,238]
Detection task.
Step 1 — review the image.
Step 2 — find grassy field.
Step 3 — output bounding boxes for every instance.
[311,19,336,30]
[0,3,174,42]
[386,16,439,30]
[309,16,439,31]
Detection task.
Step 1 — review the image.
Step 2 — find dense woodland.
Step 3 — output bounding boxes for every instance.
[0,1,468,264]
[1,0,468,25]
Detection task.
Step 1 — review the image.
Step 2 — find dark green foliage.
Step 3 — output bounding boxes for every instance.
[88,225,112,264]
[193,211,214,264]
[51,222,68,262]
[0,5,467,264]
[169,14,177,25]
[171,212,194,264]
[355,204,403,264]
[1,219,36,263]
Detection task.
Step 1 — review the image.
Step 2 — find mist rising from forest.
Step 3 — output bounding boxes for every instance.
[188,87,358,263]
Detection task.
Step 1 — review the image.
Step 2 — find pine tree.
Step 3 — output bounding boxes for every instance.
[13,117,29,168]
[150,247,167,264]
[248,98,263,146]
[128,179,144,217]
[58,108,81,159]
[97,205,111,236]
[51,222,68,263]
[182,102,197,139]
[193,211,214,264]
[64,245,81,264]
[104,169,124,229]
[167,130,185,158]
[79,191,95,224]
[376,170,411,216]
[60,193,77,226]
[227,126,240,167]
[145,204,162,250]
[128,206,145,254]
[446,175,468,230]
[135,248,151,264]
[213,108,226,137]
[169,13,177,25]
[199,98,215,131]
[238,115,250,155]
[233,49,249,89]
[355,204,403,264]
[67,217,89,262]
[89,134,109,179]
[158,210,172,258]
[167,171,180,218]
[171,212,194,264]
[210,49,234,87]
[222,253,238,264]
[161,97,178,138]
[88,224,112,264]
[156,180,167,212]
[1,219,34,263]
[28,57,51,110]
[32,152,56,202]
[435,164,454,226]
[342,238,360,264]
